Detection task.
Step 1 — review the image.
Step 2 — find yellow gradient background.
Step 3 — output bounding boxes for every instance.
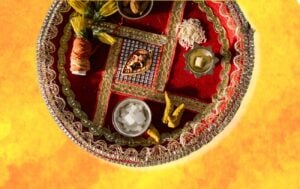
[0,0,299,188]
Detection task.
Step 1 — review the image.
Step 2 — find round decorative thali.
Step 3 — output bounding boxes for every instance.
[37,0,254,166]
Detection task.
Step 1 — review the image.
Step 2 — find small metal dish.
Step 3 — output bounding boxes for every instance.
[184,45,219,78]
[112,98,152,137]
[117,0,154,20]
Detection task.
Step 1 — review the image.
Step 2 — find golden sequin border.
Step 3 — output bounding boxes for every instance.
[93,39,123,127]
[155,1,186,91]
[93,22,168,46]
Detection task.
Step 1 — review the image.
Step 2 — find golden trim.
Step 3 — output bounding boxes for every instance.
[58,17,155,147]
[93,39,123,127]
[155,1,186,91]
[93,22,168,46]
[195,1,232,120]
[112,83,207,113]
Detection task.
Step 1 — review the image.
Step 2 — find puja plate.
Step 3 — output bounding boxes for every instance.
[37,0,254,166]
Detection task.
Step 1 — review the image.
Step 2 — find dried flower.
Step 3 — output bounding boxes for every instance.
[99,0,118,17]
[70,15,87,36]
[96,32,116,45]
[67,0,88,15]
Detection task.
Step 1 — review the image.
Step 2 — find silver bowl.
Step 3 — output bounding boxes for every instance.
[112,98,152,137]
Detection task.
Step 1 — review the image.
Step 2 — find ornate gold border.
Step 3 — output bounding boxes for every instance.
[93,39,123,127]
[93,22,168,46]
[57,1,231,147]
[58,22,155,147]
[112,83,207,113]
[194,1,232,121]
[155,1,186,91]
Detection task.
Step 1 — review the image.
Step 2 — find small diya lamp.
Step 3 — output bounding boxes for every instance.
[184,46,219,78]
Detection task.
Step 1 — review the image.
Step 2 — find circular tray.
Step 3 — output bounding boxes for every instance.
[37,0,254,166]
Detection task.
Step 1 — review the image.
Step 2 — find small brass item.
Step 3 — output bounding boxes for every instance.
[184,45,219,78]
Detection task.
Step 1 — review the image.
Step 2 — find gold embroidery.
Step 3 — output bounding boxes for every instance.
[92,22,168,46]
[155,1,186,91]
[111,83,207,113]
[93,39,123,127]
[195,1,232,119]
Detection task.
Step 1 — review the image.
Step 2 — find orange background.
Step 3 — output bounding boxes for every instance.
[0,0,300,188]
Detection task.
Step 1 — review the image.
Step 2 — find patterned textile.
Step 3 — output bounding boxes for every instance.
[114,38,162,88]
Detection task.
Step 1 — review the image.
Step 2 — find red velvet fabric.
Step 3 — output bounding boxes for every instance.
[110,1,174,35]
[54,1,240,131]
[166,2,222,102]
[105,92,197,132]
[64,39,111,119]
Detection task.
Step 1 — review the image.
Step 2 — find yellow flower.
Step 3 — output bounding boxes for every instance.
[97,32,116,45]
[70,15,87,36]
[67,0,88,15]
[99,0,118,17]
